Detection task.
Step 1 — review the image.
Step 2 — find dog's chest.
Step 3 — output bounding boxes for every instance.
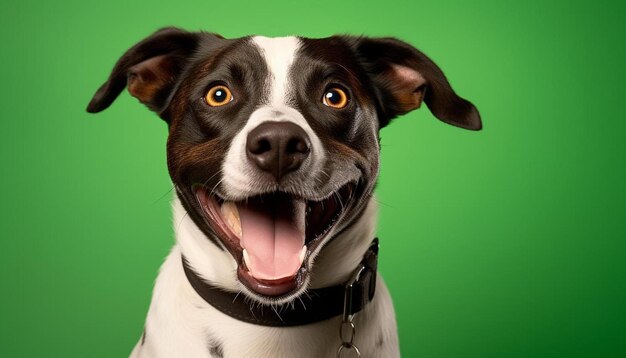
[132,246,398,358]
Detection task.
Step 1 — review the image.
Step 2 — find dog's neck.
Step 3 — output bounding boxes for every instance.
[173,196,378,292]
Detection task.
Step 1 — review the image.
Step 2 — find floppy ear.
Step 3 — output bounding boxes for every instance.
[86,27,221,118]
[347,37,482,130]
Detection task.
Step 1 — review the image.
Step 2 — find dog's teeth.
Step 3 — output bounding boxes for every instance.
[299,246,307,264]
[220,201,242,237]
[243,248,251,267]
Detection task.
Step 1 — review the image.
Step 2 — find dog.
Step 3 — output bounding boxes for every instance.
[87,27,481,358]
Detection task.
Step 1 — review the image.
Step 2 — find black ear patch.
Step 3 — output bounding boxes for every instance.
[86,27,220,118]
[346,36,482,130]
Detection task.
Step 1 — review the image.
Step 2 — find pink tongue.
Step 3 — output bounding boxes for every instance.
[238,196,305,281]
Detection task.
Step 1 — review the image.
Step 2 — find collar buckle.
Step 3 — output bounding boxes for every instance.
[342,238,379,320]
[337,239,379,357]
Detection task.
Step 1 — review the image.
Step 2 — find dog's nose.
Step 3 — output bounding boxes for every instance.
[246,122,311,181]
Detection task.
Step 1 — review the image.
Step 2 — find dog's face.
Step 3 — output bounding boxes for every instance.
[88,28,481,303]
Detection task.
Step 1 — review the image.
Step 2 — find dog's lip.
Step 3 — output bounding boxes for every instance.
[193,183,354,298]
[237,264,301,296]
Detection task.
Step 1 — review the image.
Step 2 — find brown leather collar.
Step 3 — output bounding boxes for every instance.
[182,239,379,326]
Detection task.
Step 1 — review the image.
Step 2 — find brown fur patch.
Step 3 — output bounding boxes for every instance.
[387,63,427,113]
[128,55,177,106]
[326,138,367,164]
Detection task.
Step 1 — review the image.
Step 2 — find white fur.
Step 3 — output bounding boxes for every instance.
[252,36,300,106]
[130,197,399,358]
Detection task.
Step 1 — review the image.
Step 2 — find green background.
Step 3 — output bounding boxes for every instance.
[1,0,625,357]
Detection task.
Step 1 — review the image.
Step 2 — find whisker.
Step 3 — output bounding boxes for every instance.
[209,177,225,198]
[373,197,394,209]
[202,169,224,191]
[334,190,345,213]
[151,185,175,205]
[270,304,284,322]
[297,296,307,310]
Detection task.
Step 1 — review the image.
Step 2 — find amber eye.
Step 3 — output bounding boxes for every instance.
[322,87,349,109]
[205,85,233,106]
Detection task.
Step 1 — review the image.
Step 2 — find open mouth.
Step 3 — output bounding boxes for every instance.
[194,184,354,298]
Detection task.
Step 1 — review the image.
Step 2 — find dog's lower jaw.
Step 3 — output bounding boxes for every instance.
[129,196,399,357]
[174,194,380,297]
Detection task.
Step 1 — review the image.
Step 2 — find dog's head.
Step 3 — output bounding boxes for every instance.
[87,27,480,303]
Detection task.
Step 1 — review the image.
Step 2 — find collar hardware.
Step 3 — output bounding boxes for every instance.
[336,238,378,357]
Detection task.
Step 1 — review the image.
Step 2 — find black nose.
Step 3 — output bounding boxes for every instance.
[246,121,311,181]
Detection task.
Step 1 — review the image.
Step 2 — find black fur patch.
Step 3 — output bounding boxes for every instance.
[208,337,224,357]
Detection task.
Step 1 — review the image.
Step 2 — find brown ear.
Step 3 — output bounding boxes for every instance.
[345,36,482,130]
[385,63,428,111]
[86,27,222,118]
